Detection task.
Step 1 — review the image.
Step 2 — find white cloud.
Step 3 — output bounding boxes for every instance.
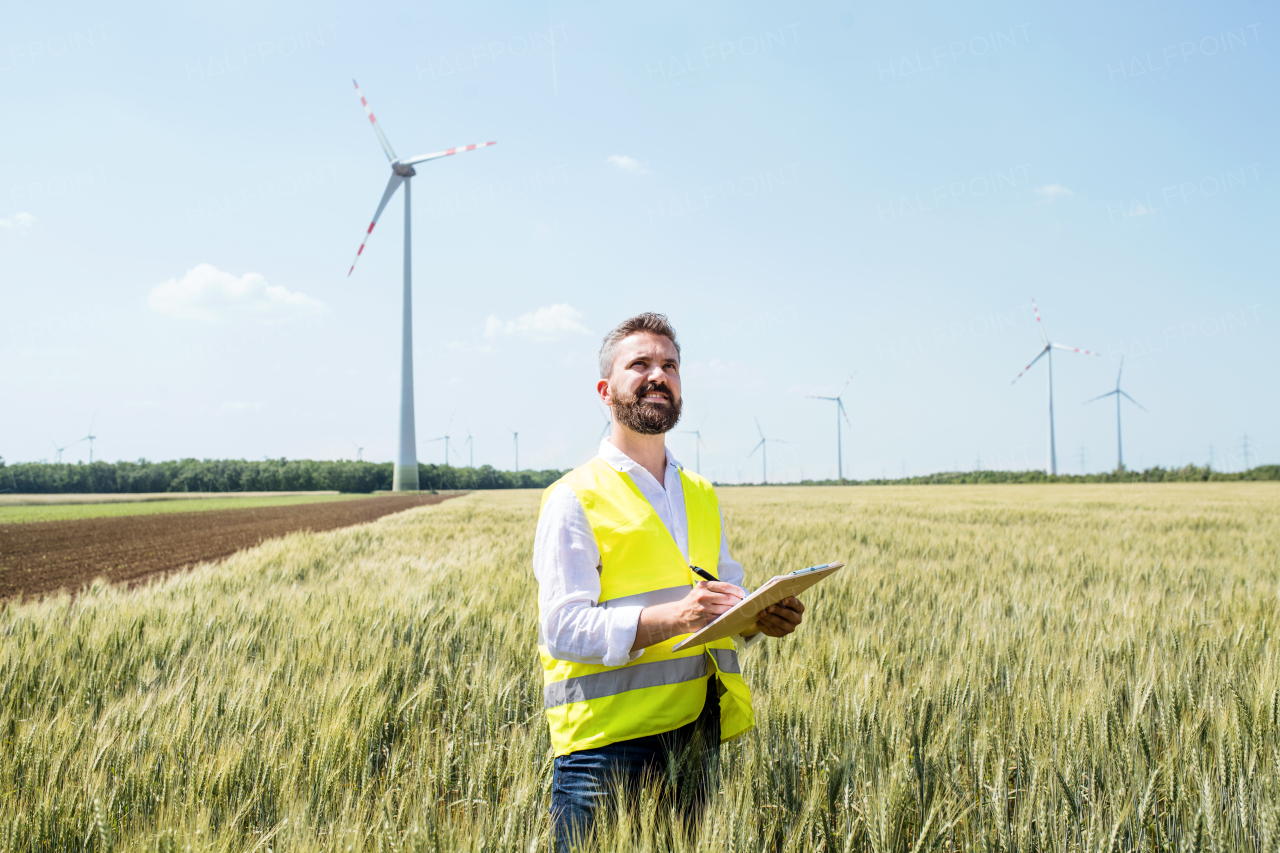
[606,155,649,175]
[1034,184,1074,203]
[484,304,591,342]
[0,212,35,233]
[148,263,328,324]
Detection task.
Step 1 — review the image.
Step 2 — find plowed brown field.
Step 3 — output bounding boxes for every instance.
[0,494,457,600]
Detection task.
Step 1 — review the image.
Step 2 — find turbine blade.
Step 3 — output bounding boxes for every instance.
[1117,355,1124,387]
[806,395,836,400]
[1083,391,1119,404]
[401,142,497,166]
[746,439,765,460]
[353,79,397,162]
[347,173,405,276]
[838,398,854,430]
[1032,298,1048,345]
[1051,343,1101,356]
[1120,390,1148,412]
[837,372,856,397]
[1011,346,1049,384]
[754,417,764,440]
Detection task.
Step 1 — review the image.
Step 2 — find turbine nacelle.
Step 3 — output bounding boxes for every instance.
[392,162,418,177]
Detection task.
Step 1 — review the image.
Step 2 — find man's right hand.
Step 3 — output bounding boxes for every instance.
[632,581,743,652]
[672,581,744,632]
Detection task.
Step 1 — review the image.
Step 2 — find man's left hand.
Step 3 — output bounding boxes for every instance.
[753,596,804,638]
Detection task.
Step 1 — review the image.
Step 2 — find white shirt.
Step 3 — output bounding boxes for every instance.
[533,438,760,667]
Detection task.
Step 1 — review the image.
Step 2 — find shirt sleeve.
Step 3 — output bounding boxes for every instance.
[716,509,765,648]
[533,482,644,667]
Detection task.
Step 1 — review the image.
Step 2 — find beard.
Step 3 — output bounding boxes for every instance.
[611,380,683,435]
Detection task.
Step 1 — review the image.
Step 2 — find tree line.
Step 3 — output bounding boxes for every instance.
[0,458,568,494]
[3,458,1274,494]
[795,463,1280,486]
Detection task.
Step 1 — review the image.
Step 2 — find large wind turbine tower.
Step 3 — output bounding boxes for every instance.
[346,79,496,491]
[1011,299,1099,475]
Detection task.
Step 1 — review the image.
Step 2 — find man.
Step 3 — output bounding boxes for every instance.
[533,312,805,849]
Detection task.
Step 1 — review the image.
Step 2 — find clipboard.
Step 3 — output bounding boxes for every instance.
[672,561,845,651]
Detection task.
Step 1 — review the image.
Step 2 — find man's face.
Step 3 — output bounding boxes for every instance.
[600,331,682,435]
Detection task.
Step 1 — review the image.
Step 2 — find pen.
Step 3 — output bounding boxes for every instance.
[689,565,716,582]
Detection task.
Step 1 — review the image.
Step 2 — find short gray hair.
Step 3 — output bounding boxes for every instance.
[598,312,681,379]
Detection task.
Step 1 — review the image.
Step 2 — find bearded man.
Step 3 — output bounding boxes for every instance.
[533,312,805,850]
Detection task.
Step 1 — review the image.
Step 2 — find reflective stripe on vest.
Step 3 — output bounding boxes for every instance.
[543,648,742,708]
[537,457,755,756]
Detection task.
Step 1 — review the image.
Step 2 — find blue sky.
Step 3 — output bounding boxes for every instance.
[1,0,1274,483]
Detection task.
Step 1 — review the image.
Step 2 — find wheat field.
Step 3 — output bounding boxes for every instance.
[3,483,1279,852]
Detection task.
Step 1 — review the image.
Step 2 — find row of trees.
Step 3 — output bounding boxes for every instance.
[797,463,1280,486]
[2,458,1274,494]
[0,458,568,494]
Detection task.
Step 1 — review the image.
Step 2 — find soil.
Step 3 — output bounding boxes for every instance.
[0,494,458,601]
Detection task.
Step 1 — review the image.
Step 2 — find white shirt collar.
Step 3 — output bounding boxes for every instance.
[598,438,682,476]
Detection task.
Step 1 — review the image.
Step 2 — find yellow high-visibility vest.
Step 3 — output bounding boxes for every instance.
[538,456,754,756]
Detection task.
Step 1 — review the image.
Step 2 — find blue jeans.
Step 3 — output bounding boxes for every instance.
[550,677,721,852]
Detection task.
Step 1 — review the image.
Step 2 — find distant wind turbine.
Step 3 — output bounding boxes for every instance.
[679,422,707,475]
[745,418,788,485]
[345,79,496,491]
[806,373,855,481]
[350,438,366,461]
[50,435,83,464]
[1011,299,1100,475]
[1084,356,1146,471]
[80,412,98,464]
[597,404,612,441]
[424,413,456,465]
[504,424,520,473]
[461,425,473,468]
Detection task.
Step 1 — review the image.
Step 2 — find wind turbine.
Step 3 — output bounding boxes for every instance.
[80,413,98,464]
[49,435,82,464]
[424,413,456,466]
[349,438,366,461]
[597,404,612,441]
[806,373,855,481]
[345,79,496,491]
[745,418,787,484]
[504,424,520,473]
[1084,356,1146,471]
[1011,299,1100,475]
[460,425,473,468]
[678,425,707,475]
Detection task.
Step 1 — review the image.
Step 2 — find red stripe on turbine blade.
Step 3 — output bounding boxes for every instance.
[369,114,376,124]
[348,266,355,276]
[367,222,375,233]
[357,245,364,255]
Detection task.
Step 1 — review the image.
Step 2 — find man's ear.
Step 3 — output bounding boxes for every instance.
[597,377,612,404]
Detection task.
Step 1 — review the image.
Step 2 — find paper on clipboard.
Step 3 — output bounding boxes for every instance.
[672,561,845,651]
